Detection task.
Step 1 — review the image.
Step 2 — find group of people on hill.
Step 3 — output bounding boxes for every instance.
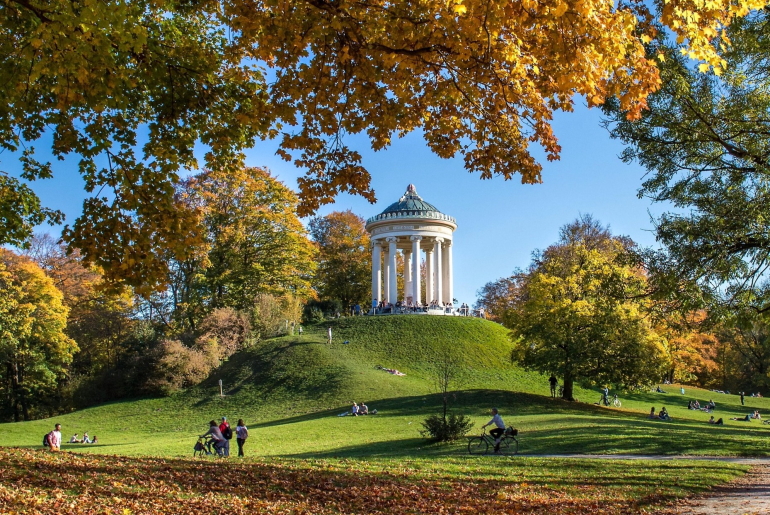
[687,399,716,412]
[42,424,98,451]
[199,416,249,457]
[648,407,672,421]
[68,432,97,444]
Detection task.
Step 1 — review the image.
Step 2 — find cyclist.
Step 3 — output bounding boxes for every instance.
[481,408,506,451]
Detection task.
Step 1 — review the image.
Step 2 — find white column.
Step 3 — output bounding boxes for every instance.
[387,237,398,304]
[403,250,412,302]
[372,240,382,306]
[445,240,453,305]
[383,246,390,303]
[425,246,434,305]
[442,240,450,304]
[411,236,422,305]
[434,238,443,305]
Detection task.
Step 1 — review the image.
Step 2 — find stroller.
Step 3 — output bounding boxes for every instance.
[193,436,216,457]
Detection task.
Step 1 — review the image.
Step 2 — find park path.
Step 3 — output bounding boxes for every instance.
[529,455,770,514]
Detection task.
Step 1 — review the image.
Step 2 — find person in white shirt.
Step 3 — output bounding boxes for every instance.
[482,408,506,451]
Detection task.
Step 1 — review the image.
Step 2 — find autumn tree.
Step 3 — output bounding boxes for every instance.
[0,250,77,421]
[503,217,667,400]
[2,0,763,290]
[309,211,371,308]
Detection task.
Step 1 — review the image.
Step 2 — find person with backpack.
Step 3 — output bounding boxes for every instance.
[235,419,248,457]
[200,420,227,456]
[219,416,232,457]
[44,423,62,451]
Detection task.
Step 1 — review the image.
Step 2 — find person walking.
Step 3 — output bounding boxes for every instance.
[327,326,333,345]
[235,419,249,457]
[218,416,232,457]
[741,392,745,406]
[549,375,558,398]
[298,325,303,336]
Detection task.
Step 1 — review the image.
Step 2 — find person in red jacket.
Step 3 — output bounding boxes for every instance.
[218,416,232,457]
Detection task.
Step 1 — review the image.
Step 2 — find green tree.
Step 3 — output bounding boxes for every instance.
[309,210,371,309]
[169,167,316,331]
[0,250,77,421]
[603,10,770,314]
[503,217,667,400]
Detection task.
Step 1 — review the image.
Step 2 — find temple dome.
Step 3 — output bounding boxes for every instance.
[367,185,455,226]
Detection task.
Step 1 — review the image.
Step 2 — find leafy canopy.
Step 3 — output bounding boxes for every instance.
[502,217,666,399]
[2,0,767,288]
[603,9,770,314]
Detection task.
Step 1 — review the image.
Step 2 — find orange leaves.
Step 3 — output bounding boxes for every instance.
[0,448,659,515]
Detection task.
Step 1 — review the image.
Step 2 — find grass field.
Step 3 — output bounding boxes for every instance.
[0,316,767,513]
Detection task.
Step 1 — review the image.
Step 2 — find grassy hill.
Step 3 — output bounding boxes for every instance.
[3,315,770,458]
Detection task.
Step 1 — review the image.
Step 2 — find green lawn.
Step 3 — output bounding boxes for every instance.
[0,316,766,513]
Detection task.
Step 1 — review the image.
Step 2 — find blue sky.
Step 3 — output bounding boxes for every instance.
[6,102,665,305]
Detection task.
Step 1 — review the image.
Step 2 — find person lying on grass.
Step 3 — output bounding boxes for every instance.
[708,416,724,425]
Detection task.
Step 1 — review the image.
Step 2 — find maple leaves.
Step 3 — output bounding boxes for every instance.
[0,448,719,514]
[1,0,768,290]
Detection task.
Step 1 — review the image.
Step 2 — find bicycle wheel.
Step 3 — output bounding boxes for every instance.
[468,437,488,455]
[613,399,621,408]
[497,436,518,455]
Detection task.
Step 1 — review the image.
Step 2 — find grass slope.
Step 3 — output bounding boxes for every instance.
[2,316,770,459]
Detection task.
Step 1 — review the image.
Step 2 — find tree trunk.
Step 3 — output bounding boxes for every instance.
[562,371,575,401]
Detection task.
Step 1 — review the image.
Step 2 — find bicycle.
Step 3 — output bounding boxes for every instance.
[467,427,519,455]
[600,393,621,408]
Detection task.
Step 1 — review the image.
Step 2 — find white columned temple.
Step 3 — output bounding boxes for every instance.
[366,184,457,312]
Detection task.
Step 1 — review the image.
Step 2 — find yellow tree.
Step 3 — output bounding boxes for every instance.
[505,217,667,400]
[2,0,767,289]
[0,250,77,421]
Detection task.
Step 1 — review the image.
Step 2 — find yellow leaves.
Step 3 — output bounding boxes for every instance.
[699,63,711,72]
[453,4,467,15]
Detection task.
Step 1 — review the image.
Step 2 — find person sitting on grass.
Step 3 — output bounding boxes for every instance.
[648,407,659,419]
[707,399,716,411]
[481,408,506,452]
[69,433,81,443]
[82,432,91,444]
[708,416,724,425]
[359,403,369,415]
[91,435,98,444]
[658,407,671,421]
[752,410,762,420]
[351,402,359,416]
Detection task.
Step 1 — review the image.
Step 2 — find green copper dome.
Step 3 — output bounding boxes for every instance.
[381,184,442,214]
[366,185,456,225]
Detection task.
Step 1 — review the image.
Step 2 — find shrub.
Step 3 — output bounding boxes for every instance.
[420,413,473,442]
[144,339,218,396]
[252,293,302,339]
[196,308,252,361]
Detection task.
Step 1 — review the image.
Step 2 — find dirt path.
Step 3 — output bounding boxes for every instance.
[531,455,770,514]
[663,464,770,515]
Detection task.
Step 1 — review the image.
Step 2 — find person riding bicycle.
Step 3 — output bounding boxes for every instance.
[482,408,506,451]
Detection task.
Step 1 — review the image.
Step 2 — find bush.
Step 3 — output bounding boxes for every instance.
[252,293,302,339]
[420,413,473,442]
[144,339,218,396]
[196,308,252,361]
